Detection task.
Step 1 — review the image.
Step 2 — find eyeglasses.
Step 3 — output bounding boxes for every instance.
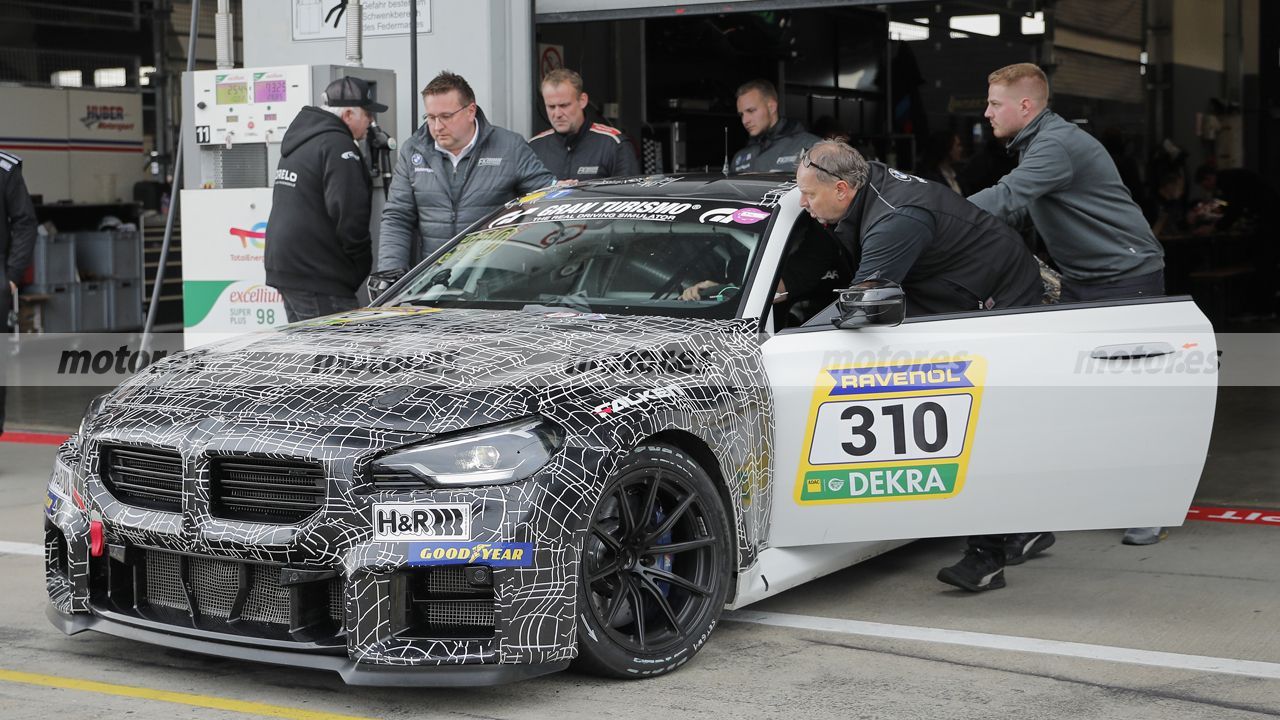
[801,152,843,182]
[423,103,473,125]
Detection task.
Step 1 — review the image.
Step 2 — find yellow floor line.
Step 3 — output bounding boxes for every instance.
[0,669,377,720]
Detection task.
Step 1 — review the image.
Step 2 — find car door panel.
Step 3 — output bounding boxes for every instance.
[761,300,1218,547]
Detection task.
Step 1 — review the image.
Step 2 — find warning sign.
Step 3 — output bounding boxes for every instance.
[539,43,564,80]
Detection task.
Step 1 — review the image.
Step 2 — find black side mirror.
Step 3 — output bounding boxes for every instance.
[832,279,906,329]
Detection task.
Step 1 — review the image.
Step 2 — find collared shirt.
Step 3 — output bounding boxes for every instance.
[435,119,479,169]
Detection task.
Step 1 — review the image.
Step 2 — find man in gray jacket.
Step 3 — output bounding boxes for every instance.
[377,71,555,275]
[969,63,1164,302]
[947,63,1168,586]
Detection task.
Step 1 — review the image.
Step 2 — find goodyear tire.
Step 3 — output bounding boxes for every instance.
[574,443,732,678]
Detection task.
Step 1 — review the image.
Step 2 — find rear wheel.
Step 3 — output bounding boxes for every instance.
[574,443,732,678]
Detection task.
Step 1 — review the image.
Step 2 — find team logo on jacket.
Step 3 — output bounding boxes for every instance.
[372,503,471,542]
[341,150,359,161]
[576,166,599,175]
[776,155,798,165]
[411,152,424,165]
[478,157,503,167]
[888,168,925,183]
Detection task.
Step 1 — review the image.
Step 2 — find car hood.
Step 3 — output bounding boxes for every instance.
[100,307,758,436]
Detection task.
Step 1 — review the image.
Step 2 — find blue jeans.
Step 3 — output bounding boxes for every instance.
[279,290,359,323]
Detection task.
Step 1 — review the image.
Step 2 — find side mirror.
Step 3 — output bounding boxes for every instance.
[832,279,906,329]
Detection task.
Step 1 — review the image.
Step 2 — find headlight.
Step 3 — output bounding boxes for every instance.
[371,417,564,487]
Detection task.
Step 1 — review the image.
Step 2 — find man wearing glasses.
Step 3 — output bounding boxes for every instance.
[788,140,1042,318]
[265,77,384,322]
[378,71,555,275]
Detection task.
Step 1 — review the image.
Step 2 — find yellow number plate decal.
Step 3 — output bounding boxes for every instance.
[795,357,986,505]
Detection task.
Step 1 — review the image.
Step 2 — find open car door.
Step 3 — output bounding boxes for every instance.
[761,298,1217,547]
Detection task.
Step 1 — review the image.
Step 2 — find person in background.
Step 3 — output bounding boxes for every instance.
[265,77,381,322]
[0,150,37,435]
[731,79,820,174]
[917,129,965,195]
[530,68,639,182]
[378,71,555,277]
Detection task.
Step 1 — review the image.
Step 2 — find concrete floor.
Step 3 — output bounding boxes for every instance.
[0,337,1277,718]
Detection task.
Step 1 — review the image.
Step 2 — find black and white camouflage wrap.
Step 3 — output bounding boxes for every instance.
[45,306,774,672]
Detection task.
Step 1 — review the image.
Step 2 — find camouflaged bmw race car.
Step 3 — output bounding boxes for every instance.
[44,174,1217,685]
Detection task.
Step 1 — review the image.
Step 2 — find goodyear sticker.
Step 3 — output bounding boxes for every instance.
[796,358,985,505]
[407,541,534,567]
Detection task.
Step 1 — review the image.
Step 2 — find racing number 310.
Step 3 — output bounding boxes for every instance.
[841,402,947,457]
[808,394,972,466]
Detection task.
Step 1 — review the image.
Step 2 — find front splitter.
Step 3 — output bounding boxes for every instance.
[46,605,569,687]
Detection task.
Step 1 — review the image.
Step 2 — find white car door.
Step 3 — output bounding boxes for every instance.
[761,300,1218,547]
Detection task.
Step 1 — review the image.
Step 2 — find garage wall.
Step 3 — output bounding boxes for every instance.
[241,1,534,139]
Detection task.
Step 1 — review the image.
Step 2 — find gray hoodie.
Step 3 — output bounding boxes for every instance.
[378,106,555,272]
[968,109,1163,283]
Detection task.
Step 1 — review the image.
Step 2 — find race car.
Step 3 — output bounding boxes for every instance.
[44,173,1217,685]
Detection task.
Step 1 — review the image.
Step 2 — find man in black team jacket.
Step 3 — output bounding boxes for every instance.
[783,140,1042,317]
[1,150,37,435]
[530,68,639,181]
[731,79,820,174]
[265,77,384,322]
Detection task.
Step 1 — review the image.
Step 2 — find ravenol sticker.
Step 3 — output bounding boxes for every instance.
[408,541,534,566]
[796,357,986,505]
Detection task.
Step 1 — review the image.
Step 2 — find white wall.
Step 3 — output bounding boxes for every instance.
[241,0,535,143]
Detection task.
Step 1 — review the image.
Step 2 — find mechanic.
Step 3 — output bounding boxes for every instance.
[529,68,639,182]
[731,79,820,174]
[264,77,381,322]
[781,141,1041,319]
[0,150,36,436]
[966,62,1169,558]
[377,71,556,277]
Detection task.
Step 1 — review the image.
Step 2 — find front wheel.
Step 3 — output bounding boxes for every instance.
[574,443,732,678]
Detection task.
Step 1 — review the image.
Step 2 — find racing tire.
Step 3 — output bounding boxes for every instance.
[574,443,732,679]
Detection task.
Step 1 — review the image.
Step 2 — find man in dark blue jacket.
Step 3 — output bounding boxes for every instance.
[530,68,639,181]
[265,77,382,322]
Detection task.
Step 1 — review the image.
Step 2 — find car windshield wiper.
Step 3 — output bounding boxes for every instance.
[392,268,453,306]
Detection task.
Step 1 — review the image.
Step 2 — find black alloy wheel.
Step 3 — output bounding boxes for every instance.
[574,443,731,678]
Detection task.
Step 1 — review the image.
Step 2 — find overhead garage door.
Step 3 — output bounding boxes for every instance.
[1051,0,1144,101]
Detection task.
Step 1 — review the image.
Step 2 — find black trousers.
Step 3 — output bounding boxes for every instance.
[967,268,1165,563]
[0,286,9,432]
[278,289,359,323]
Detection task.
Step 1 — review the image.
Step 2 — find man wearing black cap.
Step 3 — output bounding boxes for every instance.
[265,76,386,322]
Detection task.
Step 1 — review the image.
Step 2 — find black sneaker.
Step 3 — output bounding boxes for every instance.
[937,549,1006,592]
[1004,532,1055,566]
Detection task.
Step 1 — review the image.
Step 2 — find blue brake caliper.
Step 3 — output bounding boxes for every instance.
[653,506,673,595]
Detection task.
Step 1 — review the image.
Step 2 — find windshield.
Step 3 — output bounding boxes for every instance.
[383,199,772,319]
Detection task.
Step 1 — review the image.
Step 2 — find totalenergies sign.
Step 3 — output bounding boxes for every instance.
[230,221,267,250]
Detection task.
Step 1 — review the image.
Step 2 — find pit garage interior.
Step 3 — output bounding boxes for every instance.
[1,1,1279,716]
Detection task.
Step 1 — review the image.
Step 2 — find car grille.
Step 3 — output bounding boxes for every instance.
[142,549,344,626]
[210,456,326,524]
[100,445,184,512]
[402,566,496,639]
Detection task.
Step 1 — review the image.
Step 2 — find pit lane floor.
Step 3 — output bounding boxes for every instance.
[1,388,1278,719]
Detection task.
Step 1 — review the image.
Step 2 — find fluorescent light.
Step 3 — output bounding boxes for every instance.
[1021,11,1045,35]
[950,14,1000,37]
[94,67,127,88]
[889,21,929,41]
[51,70,83,88]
